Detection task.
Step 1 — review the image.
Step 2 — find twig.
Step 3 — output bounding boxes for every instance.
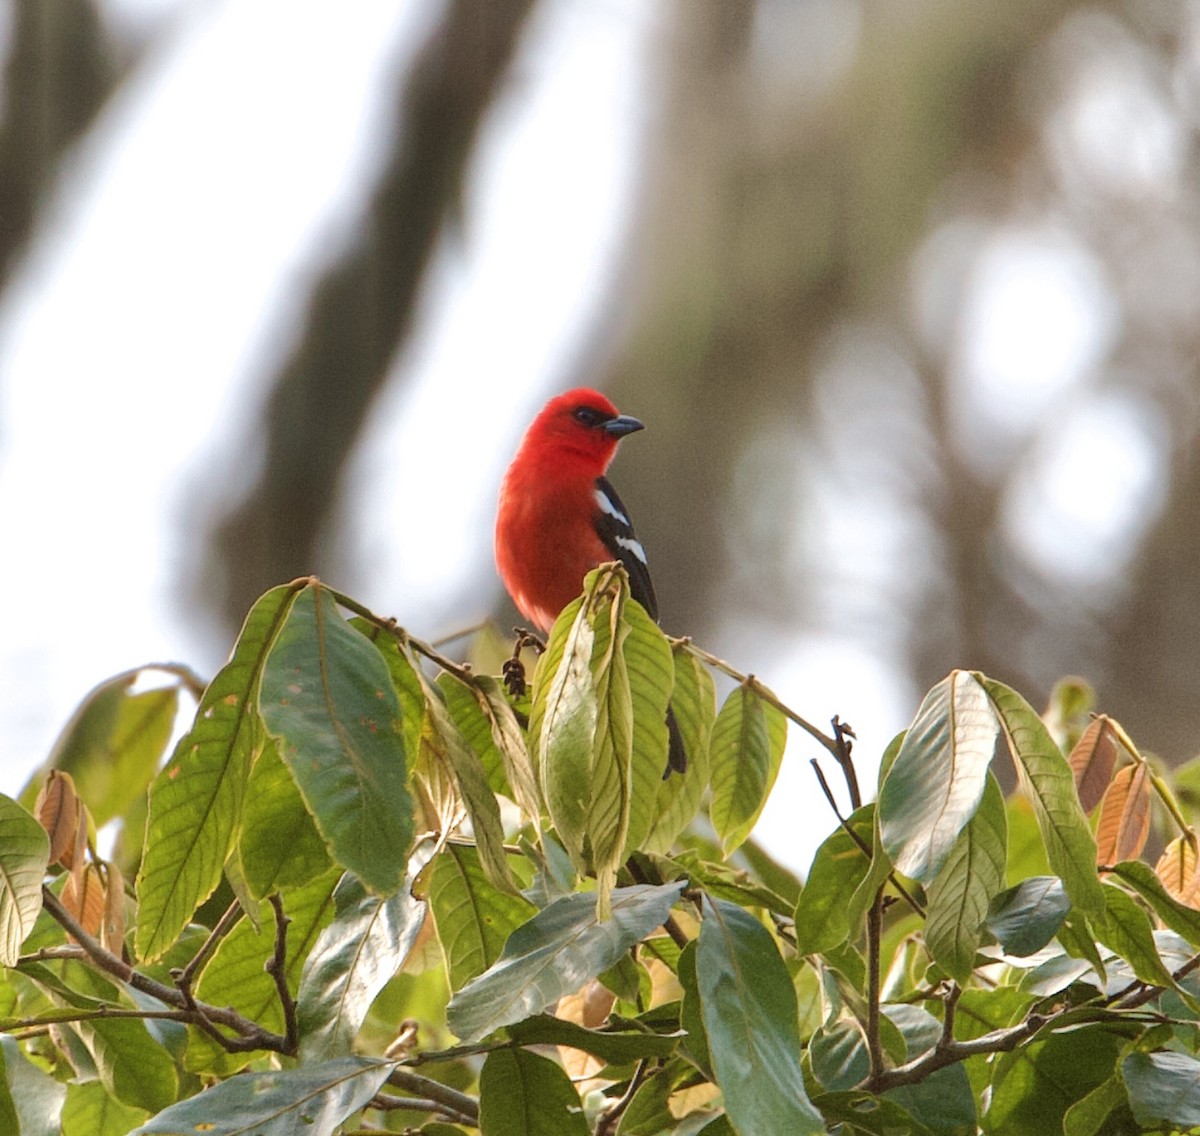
[672,638,842,759]
[385,1068,480,1124]
[366,1093,476,1126]
[596,1060,653,1136]
[174,899,243,990]
[808,759,924,918]
[430,621,489,649]
[265,894,299,1053]
[831,715,862,810]
[865,888,886,1082]
[39,886,289,1054]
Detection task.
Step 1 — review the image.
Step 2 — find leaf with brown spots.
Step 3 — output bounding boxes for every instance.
[1095,762,1151,867]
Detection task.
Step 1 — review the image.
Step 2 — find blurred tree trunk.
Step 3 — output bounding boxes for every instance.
[0,0,121,290]
[597,0,1073,658]
[207,0,537,632]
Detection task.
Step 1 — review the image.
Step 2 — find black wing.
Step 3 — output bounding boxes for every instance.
[592,475,658,621]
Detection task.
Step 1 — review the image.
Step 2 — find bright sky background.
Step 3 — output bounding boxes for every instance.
[0,0,1150,872]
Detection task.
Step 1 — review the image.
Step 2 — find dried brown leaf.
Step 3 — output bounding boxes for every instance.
[1095,762,1151,866]
[1068,715,1119,814]
[1155,835,1200,909]
[34,770,82,867]
[61,862,106,941]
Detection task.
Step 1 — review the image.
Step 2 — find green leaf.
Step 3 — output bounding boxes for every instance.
[644,645,716,853]
[0,1042,19,1136]
[811,1092,928,1136]
[678,940,712,1077]
[479,1048,587,1136]
[616,1072,673,1135]
[1122,1050,1200,1130]
[62,1081,148,1136]
[620,596,675,858]
[421,672,515,893]
[23,672,179,828]
[429,843,537,991]
[986,876,1070,958]
[349,617,427,762]
[793,805,876,955]
[437,671,509,796]
[508,1014,683,1064]
[446,882,684,1043]
[926,771,1007,982]
[474,675,542,822]
[1,1035,65,1136]
[130,1055,394,1136]
[709,683,787,857]
[72,1014,178,1113]
[581,569,636,900]
[809,1018,868,1091]
[986,1027,1123,1136]
[259,583,414,895]
[136,583,297,961]
[237,735,331,897]
[531,594,595,870]
[0,794,50,965]
[297,846,434,1060]
[980,675,1105,917]
[878,671,997,883]
[187,868,339,1075]
[697,897,824,1136]
[1091,882,1179,990]
[1062,1075,1133,1136]
[1109,860,1200,948]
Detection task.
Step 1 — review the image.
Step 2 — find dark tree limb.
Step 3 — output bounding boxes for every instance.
[209,0,539,631]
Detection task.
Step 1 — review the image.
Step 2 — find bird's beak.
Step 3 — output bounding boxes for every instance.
[603,414,644,438]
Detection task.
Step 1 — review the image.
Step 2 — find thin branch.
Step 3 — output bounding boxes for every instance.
[366,1093,476,1126]
[265,893,299,1053]
[672,638,842,758]
[596,1060,653,1136]
[809,759,924,918]
[865,887,886,1082]
[174,899,243,990]
[39,886,289,1054]
[831,715,862,810]
[385,1068,480,1124]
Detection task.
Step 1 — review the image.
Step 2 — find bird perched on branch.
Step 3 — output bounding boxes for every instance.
[495,387,687,775]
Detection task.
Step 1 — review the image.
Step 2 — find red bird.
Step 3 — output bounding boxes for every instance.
[496,388,687,775]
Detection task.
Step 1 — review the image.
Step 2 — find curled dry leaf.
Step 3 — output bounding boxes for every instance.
[1156,835,1200,909]
[34,770,83,867]
[1095,762,1151,867]
[1068,716,1120,814]
[61,861,107,941]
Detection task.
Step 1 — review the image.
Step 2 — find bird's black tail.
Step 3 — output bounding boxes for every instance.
[664,706,687,778]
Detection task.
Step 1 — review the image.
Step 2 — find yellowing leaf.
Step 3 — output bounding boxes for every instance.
[1156,835,1200,910]
[1068,716,1119,814]
[1095,763,1151,867]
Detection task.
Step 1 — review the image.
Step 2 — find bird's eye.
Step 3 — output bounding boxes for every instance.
[573,406,609,428]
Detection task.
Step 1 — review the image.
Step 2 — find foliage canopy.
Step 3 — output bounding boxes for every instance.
[4,570,1200,1134]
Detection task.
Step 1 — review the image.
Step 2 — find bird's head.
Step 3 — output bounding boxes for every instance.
[521,388,644,472]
